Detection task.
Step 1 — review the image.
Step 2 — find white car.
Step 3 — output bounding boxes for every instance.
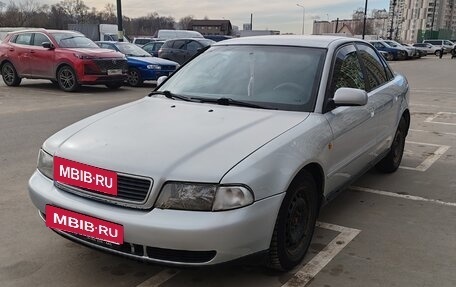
[29,36,410,271]
[413,43,442,56]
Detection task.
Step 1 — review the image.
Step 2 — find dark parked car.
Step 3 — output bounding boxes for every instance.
[96,41,179,87]
[158,38,215,64]
[0,29,127,92]
[142,40,165,57]
[370,40,407,61]
[204,35,233,42]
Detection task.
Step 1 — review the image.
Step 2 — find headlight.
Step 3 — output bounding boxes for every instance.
[147,64,161,70]
[155,183,254,211]
[37,149,53,179]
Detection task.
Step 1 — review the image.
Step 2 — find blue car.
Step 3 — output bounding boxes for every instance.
[96,41,179,87]
[370,40,408,61]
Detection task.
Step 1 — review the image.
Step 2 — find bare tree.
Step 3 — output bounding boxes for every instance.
[178,15,193,30]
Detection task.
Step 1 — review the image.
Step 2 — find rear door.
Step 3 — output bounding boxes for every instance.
[185,40,203,62]
[171,40,187,64]
[29,33,55,78]
[356,43,398,156]
[8,33,33,76]
[324,44,378,192]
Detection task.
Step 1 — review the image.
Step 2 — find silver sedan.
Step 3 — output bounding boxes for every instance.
[29,35,410,271]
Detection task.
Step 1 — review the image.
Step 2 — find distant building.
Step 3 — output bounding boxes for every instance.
[189,19,232,36]
[313,17,389,38]
[243,23,252,31]
[389,0,456,43]
[239,30,280,37]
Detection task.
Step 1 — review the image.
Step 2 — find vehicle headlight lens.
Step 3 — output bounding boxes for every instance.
[37,149,53,179]
[213,186,254,211]
[155,183,254,211]
[147,64,161,70]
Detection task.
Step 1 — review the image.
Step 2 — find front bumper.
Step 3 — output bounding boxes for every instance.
[28,171,284,266]
[78,74,127,85]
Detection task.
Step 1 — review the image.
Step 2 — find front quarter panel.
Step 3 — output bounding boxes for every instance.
[221,113,333,200]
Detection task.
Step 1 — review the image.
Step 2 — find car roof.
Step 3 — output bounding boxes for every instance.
[8,28,82,35]
[213,35,354,48]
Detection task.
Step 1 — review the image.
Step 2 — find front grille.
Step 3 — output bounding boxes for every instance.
[93,59,128,73]
[55,174,153,209]
[161,65,176,71]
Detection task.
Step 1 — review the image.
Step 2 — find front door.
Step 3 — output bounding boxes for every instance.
[29,33,55,78]
[324,44,378,193]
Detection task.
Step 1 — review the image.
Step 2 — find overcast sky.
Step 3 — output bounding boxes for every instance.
[45,0,390,34]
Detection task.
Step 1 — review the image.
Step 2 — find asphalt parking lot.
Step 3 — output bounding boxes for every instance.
[1,56,455,287]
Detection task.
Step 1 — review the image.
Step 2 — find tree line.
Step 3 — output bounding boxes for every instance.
[0,0,195,36]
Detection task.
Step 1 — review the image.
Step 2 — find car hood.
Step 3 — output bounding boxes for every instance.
[66,48,124,58]
[46,97,309,183]
[128,56,177,66]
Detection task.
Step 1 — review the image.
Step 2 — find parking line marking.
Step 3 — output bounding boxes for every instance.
[351,186,456,207]
[136,269,180,287]
[400,141,450,172]
[410,129,456,136]
[282,222,360,287]
[424,112,456,126]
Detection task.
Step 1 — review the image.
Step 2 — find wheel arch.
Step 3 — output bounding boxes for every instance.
[55,62,76,80]
[401,108,411,136]
[289,162,325,205]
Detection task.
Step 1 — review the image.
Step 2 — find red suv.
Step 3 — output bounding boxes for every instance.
[0,29,128,92]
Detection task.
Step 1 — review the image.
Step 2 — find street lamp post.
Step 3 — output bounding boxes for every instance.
[362,0,368,39]
[116,0,124,42]
[296,4,305,35]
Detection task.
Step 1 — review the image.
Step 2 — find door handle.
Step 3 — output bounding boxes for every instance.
[29,50,36,53]
[8,48,14,52]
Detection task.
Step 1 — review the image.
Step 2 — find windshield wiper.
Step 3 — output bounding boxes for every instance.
[196,97,276,110]
[148,90,200,102]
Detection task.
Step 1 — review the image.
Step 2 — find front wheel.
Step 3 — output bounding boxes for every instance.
[268,172,319,271]
[57,66,79,92]
[376,118,407,173]
[127,68,143,87]
[1,62,22,86]
[386,52,394,61]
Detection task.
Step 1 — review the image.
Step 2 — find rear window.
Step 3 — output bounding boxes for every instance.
[135,39,152,45]
[13,33,32,45]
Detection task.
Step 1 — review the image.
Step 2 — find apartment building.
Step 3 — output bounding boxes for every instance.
[390,0,456,43]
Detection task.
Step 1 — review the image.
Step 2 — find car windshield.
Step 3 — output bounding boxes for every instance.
[115,42,150,56]
[384,41,400,47]
[157,45,326,112]
[51,33,99,48]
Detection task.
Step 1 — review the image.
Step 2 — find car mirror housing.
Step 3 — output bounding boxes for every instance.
[42,42,55,49]
[157,76,168,86]
[332,88,368,107]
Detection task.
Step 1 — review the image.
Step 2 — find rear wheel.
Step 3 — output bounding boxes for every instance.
[127,68,143,87]
[435,50,441,56]
[386,52,394,61]
[376,118,407,173]
[57,65,79,92]
[268,172,319,271]
[1,62,21,86]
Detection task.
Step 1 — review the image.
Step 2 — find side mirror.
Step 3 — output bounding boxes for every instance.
[157,76,168,86]
[332,88,368,106]
[42,42,54,49]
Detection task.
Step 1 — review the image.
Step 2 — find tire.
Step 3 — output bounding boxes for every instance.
[386,52,394,61]
[127,68,143,87]
[1,62,21,86]
[268,171,320,271]
[435,50,441,56]
[50,80,58,86]
[376,118,407,173]
[57,65,79,92]
[105,82,123,89]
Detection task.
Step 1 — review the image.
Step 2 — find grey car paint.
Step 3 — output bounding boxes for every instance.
[29,35,409,266]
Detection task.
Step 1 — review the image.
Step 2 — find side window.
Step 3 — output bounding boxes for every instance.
[187,40,201,51]
[356,44,389,90]
[172,40,186,49]
[103,44,117,51]
[33,33,50,46]
[330,45,365,96]
[14,33,32,45]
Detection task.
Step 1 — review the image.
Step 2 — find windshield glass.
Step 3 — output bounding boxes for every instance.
[51,33,99,48]
[158,45,325,112]
[384,41,399,47]
[115,42,150,56]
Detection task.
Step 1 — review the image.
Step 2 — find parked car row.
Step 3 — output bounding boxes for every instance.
[0,29,181,91]
[371,39,455,61]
